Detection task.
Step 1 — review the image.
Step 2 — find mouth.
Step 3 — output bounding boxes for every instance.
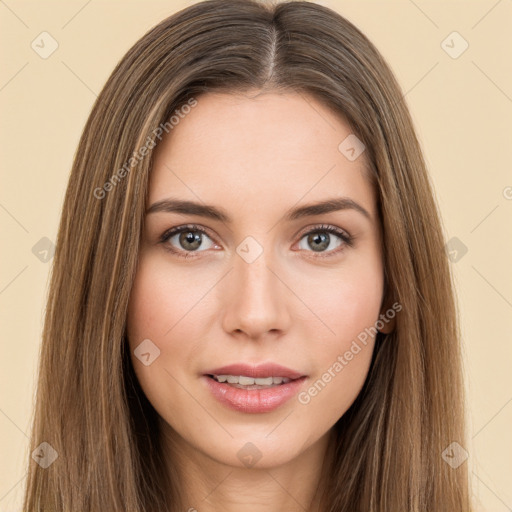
[201,363,308,413]
[205,373,297,390]
[203,362,306,381]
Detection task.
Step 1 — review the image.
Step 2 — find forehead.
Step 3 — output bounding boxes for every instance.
[148,91,375,221]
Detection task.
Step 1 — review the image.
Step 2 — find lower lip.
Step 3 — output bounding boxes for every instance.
[202,375,307,413]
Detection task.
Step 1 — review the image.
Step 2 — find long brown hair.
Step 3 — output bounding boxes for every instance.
[23,0,472,510]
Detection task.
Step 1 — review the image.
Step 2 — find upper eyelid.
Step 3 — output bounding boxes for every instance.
[161,223,351,246]
[163,224,218,243]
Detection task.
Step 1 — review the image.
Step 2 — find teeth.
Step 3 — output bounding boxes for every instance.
[213,375,291,385]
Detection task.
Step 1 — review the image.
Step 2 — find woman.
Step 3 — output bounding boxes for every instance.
[23,0,473,510]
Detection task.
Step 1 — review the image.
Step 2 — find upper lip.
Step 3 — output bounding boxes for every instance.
[204,363,306,380]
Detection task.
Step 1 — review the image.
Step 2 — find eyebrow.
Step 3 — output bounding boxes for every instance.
[146,197,372,223]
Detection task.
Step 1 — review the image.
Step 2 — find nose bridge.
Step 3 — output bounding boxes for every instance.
[234,236,279,308]
[221,234,289,337]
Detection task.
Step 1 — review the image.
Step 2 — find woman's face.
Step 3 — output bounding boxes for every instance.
[126,90,392,469]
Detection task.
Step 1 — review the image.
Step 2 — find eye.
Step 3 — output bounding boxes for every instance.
[159,223,354,259]
[295,224,354,258]
[159,224,218,259]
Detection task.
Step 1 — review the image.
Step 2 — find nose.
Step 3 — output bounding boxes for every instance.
[221,242,292,340]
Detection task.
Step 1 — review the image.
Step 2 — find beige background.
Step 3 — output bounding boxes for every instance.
[1,0,511,510]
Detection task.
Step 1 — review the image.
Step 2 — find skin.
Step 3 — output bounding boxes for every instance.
[126,90,395,512]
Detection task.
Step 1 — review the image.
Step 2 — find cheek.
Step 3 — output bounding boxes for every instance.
[125,257,190,390]
[295,253,383,415]
[299,247,384,342]
[126,254,207,344]
[296,297,380,423]
[125,254,214,406]
[125,263,192,434]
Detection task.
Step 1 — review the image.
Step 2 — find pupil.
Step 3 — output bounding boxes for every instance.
[309,232,329,251]
[180,231,201,251]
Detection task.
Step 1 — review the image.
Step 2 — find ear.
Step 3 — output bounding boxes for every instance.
[377,296,397,334]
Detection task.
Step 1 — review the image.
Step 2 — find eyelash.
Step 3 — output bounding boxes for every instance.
[158,223,354,260]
